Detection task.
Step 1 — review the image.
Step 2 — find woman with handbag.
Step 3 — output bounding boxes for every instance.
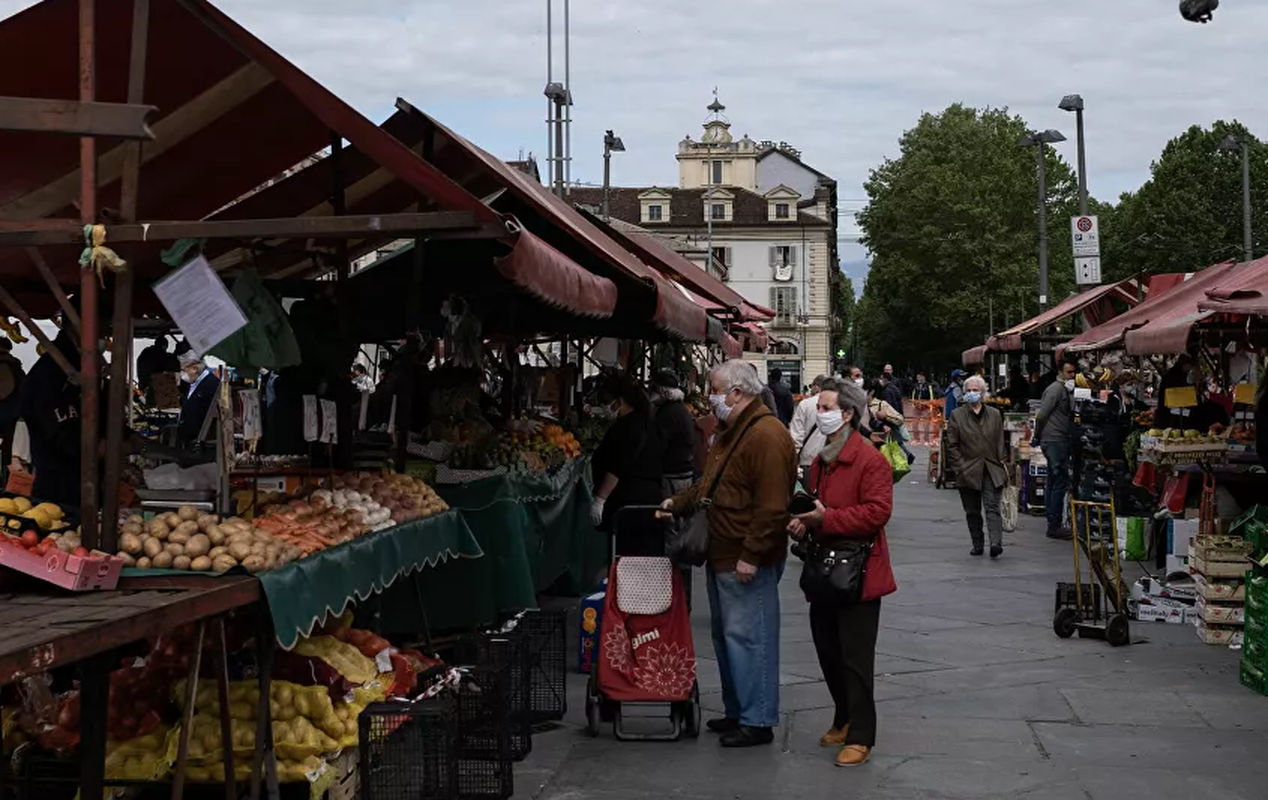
[787,380,897,767]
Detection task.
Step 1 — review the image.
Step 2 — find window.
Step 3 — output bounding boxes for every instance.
[770,245,797,280]
[711,203,726,220]
[770,286,798,327]
[774,202,790,220]
[711,160,723,185]
[647,204,663,221]
[710,246,731,280]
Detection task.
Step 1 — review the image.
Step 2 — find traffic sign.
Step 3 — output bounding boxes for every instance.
[1071,215,1100,258]
[1075,256,1102,285]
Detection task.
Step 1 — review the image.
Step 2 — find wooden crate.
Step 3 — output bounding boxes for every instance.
[1193,573,1247,603]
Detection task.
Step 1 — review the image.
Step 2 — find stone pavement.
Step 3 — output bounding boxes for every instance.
[518,456,1268,799]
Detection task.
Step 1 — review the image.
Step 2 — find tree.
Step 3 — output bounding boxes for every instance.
[830,269,856,365]
[1101,121,1267,281]
[856,104,1081,373]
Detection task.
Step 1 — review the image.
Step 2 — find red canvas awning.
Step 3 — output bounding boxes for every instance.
[985,279,1140,352]
[736,322,769,352]
[1197,256,1268,317]
[720,331,742,359]
[1061,263,1237,356]
[388,99,708,341]
[494,226,618,318]
[962,345,988,366]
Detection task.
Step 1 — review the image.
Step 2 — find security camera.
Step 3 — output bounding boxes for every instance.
[1180,0,1219,23]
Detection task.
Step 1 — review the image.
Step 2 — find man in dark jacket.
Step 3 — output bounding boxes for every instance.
[947,375,1008,558]
[177,351,221,447]
[19,327,88,505]
[767,368,795,426]
[136,335,179,406]
[880,373,905,417]
[651,370,696,493]
[1034,359,1078,540]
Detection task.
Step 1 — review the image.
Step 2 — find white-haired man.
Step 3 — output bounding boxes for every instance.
[790,374,831,475]
[177,351,220,447]
[662,358,796,747]
[946,375,1008,558]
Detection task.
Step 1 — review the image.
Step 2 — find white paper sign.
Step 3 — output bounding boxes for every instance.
[239,389,261,441]
[303,395,318,443]
[151,255,248,355]
[320,399,338,445]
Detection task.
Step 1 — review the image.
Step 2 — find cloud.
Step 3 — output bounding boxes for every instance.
[2,0,1264,265]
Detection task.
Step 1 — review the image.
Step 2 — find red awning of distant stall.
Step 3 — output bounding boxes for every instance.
[984,279,1141,352]
[1060,263,1237,356]
[962,345,988,366]
[0,0,497,313]
[720,330,742,359]
[736,322,769,353]
[388,98,709,342]
[1197,256,1268,317]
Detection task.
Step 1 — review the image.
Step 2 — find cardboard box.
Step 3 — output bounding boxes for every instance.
[577,582,606,674]
[1170,519,1200,556]
[1165,554,1190,576]
[0,543,123,591]
[1131,599,1188,625]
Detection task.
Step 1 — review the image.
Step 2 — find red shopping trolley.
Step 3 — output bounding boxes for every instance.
[584,506,701,741]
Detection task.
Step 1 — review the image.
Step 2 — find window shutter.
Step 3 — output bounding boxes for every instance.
[791,247,798,267]
[788,291,799,318]
[769,287,779,317]
[724,247,732,268]
[769,246,777,267]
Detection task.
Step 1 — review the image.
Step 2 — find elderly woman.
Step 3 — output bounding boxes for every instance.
[663,359,796,748]
[788,380,896,767]
[945,375,1008,557]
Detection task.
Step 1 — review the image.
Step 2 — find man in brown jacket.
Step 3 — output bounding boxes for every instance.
[946,375,1009,558]
[663,359,795,748]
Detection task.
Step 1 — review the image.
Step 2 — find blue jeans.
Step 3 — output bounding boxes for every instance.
[1042,441,1071,532]
[706,561,784,728]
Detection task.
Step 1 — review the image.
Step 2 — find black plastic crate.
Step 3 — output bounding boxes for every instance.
[419,667,514,800]
[359,693,460,800]
[517,609,568,724]
[456,631,532,761]
[1055,581,1103,621]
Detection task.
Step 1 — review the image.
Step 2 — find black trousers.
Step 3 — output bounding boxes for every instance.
[809,599,882,746]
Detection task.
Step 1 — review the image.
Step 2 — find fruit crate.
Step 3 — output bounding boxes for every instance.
[1243,636,1268,670]
[510,608,568,724]
[359,692,459,800]
[455,629,532,761]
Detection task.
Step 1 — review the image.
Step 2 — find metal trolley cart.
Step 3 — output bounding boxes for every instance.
[1053,496,1131,647]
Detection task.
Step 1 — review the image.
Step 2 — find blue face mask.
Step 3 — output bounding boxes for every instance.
[963,391,983,405]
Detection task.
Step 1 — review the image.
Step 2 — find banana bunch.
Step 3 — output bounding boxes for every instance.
[0,317,28,344]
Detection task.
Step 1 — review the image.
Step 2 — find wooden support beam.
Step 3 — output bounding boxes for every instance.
[0,97,155,139]
[0,282,80,382]
[24,246,82,334]
[78,0,101,554]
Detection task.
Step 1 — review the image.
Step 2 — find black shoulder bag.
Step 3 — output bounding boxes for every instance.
[797,460,874,605]
[670,414,761,567]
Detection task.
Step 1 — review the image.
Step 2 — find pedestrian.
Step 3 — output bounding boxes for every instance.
[946,375,1008,558]
[651,369,698,607]
[768,368,795,426]
[882,364,903,398]
[790,375,833,478]
[1034,358,1077,540]
[0,338,24,483]
[590,374,665,532]
[910,371,936,402]
[865,379,913,462]
[880,372,904,417]
[944,370,966,419]
[661,359,795,748]
[351,363,375,394]
[176,352,221,448]
[848,365,864,390]
[787,379,896,767]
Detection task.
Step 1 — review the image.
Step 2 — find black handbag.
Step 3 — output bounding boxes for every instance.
[796,461,874,604]
[670,415,761,567]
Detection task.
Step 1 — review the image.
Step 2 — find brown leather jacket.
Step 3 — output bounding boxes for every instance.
[670,399,795,571]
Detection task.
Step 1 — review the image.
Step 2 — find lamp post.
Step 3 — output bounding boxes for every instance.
[1219,134,1253,262]
[1019,129,1067,311]
[1058,95,1088,216]
[602,129,625,221]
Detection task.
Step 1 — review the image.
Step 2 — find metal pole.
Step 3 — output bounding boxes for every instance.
[1037,142,1050,312]
[1076,108,1089,217]
[546,0,552,188]
[1242,141,1253,262]
[564,0,571,195]
[553,103,565,196]
[602,142,611,220]
[78,0,100,552]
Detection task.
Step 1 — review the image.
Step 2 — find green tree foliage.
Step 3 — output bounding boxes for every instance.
[856,104,1080,373]
[831,270,856,361]
[1101,121,1266,282]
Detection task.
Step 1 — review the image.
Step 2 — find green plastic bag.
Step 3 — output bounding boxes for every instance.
[880,439,911,485]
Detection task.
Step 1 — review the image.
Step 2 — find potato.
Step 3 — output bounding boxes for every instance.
[209,546,228,558]
[206,525,225,546]
[228,541,252,561]
[136,556,152,569]
[142,537,164,559]
[161,512,181,529]
[190,556,213,572]
[169,531,191,545]
[117,552,137,567]
[211,554,238,572]
[151,552,173,569]
[196,513,218,531]
[121,522,143,537]
[241,555,267,573]
[165,543,186,557]
[120,533,144,556]
[173,555,192,570]
[126,514,145,527]
[177,505,199,522]
[185,534,211,558]
[175,521,200,538]
[145,519,169,538]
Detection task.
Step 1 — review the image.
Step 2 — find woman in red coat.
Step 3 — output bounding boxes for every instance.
[788,378,897,768]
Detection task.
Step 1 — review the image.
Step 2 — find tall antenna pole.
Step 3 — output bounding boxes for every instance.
[546,0,553,192]
[564,0,571,195]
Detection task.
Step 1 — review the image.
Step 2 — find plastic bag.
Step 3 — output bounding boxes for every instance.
[880,439,911,484]
[292,636,378,685]
[1001,485,1020,533]
[105,726,172,781]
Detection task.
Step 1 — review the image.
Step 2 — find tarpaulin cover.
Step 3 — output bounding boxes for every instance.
[1197,256,1268,317]
[985,279,1140,352]
[1062,263,1236,356]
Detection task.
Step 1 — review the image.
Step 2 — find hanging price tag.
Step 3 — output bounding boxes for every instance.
[320,399,338,445]
[1164,386,1198,409]
[239,389,261,441]
[1234,383,1257,406]
[303,395,319,442]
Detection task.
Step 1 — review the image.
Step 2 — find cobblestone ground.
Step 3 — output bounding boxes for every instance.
[518,452,1266,800]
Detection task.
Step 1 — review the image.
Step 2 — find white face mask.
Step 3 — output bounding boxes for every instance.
[817,410,845,436]
[852,378,864,388]
[709,392,732,421]
[1064,379,1076,391]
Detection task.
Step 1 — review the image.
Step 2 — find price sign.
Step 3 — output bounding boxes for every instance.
[303,395,318,442]
[320,399,338,445]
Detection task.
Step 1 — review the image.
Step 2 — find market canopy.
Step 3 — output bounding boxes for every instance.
[1197,255,1268,317]
[0,0,496,315]
[1061,263,1237,356]
[983,278,1141,354]
[386,98,710,342]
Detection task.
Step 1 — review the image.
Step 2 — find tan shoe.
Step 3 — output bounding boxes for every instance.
[819,726,849,747]
[835,745,872,767]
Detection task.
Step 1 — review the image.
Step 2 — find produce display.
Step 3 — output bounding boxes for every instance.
[118,507,302,573]
[0,496,74,534]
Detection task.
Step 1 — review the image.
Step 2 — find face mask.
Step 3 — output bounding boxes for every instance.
[1064,379,1076,391]
[852,378,864,388]
[817,410,845,436]
[963,391,983,405]
[709,393,732,421]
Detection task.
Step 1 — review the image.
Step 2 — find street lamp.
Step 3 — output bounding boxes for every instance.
[1019,129,1067,311]
[1219,134,1253,262]
[1058,95,1089,216]
[602,129,625,221]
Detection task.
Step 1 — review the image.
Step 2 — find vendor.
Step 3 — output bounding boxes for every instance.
[17,326,82,504]
[1104,371,1146,461]
[589,374,665,533]
[177,352,220,447]
[1155,355,1229,433]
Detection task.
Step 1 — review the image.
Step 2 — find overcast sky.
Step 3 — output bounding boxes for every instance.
[3,0,1266,288]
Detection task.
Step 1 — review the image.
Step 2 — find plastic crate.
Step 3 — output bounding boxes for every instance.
[1054,582,1102,620]
[456,630,532,761]
[1240,658,1268,696]
[446,667,515,800]
[359,693,460,800]
[517,609,568,724]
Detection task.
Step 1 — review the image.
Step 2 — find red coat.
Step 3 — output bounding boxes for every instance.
[807,429,898,602]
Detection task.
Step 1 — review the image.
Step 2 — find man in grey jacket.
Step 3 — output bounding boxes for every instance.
[1034,359,1078,540]
[947,376,1008,557]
